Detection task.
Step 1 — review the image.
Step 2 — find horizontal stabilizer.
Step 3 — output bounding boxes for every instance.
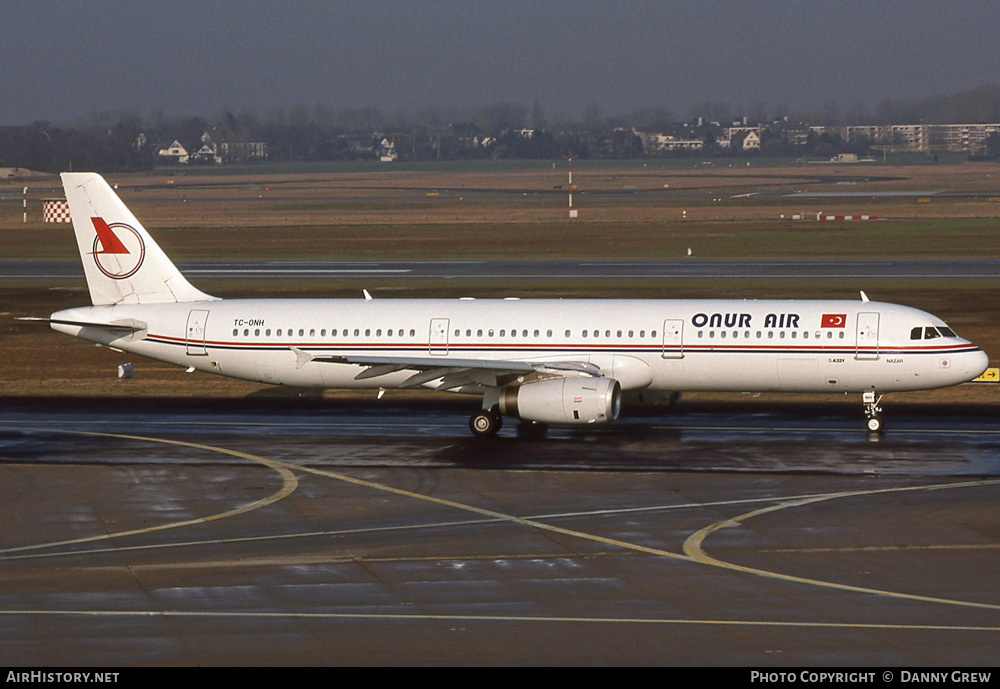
[18,316,147,332]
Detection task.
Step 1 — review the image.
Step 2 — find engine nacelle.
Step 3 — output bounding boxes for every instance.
[499,377,622,425]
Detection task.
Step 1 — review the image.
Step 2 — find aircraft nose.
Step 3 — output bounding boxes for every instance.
[965,348,990,380]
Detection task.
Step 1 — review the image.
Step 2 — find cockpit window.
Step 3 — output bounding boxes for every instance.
[912,325,959,340]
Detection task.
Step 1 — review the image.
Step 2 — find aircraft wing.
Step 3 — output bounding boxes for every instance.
[290,347,601,390]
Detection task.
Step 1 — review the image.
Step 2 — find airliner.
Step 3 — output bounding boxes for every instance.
[33,172,989,436]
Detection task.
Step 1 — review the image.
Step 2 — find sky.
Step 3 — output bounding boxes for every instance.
[3,0,1000,126]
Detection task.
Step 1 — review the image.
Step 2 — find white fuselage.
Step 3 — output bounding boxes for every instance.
[51,297,988,395]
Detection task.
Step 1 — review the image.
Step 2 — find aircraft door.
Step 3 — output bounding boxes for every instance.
[429,318,450,356]
[661,319,684,359]
[855,312,879,360]
[186,309,210,356]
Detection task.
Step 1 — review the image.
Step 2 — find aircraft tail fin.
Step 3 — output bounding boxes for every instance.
[61,172,216,306]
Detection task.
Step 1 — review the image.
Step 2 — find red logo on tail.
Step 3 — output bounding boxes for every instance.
[90,218,144,279]
[92,217,130,254]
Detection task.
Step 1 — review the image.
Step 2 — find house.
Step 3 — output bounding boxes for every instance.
[378,137,397,162]
[157,140,189,163]
[189,132,222,164]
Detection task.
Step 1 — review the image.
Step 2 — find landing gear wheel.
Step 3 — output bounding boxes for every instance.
[866,415,884,433]
[469,410,503,437]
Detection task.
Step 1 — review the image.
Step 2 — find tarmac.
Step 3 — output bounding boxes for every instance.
[0,397,998,665]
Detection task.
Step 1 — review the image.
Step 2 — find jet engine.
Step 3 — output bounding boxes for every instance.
[499,377,622,425]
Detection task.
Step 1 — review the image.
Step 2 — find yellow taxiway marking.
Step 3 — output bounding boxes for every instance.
[2,432,298,555]
[7,429,693,562]
[683,479,1000,612]
[6,430,1000,618]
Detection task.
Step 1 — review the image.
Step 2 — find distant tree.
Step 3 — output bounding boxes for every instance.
[473,102,528,134]
[691,100,732,124]
[987,132,1000,158]
[530,98,547,130]
[581,102,603,129]
[617,106,674,131]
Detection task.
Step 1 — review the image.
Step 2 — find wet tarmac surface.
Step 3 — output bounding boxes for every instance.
[0,398,998,665]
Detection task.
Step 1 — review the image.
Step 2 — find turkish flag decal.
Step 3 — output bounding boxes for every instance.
[821,313,846,328]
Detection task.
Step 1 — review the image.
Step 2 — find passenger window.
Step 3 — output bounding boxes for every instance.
[244,329,249,336]
[255,329,260,337]
[565,330,571,337]
[232,329,238,336]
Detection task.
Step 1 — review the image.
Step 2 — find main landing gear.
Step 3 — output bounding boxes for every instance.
[863,390,884,433]
[469,407,503,437]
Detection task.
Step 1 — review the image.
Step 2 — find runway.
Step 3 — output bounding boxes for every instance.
[4,257,1000,283]
[0,398,998,665]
